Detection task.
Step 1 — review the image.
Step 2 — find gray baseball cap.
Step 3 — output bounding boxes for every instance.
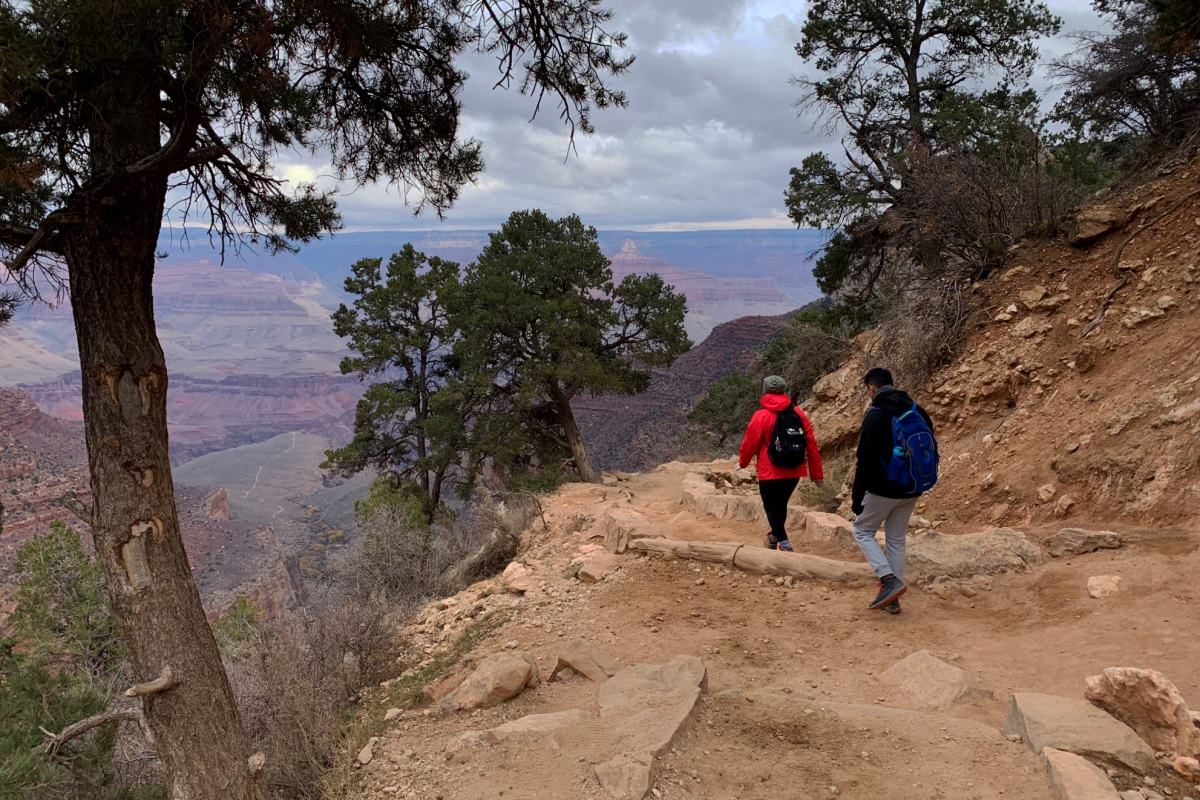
[762,375,787,395]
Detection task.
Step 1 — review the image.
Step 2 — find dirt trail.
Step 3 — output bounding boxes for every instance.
[357,462,1200,800]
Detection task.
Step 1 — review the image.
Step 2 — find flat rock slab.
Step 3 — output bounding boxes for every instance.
[549,639,621,683]
[578,552,623,583]
[1005,692,1157,774]
[1088,575,1122,598]
[595,655,707,799]
[1042,747,1121,800]
[1046,528,1123,557]
[879,649,993,709]
[441,651,540,712]
[447,709,589,760]
[907,528,1042,581]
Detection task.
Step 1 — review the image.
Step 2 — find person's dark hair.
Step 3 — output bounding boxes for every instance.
[863,367,894,389]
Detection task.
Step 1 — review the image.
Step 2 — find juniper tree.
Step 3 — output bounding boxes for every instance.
[456,210,690,483]
[0,2,631,797]
[786,0,1060,294]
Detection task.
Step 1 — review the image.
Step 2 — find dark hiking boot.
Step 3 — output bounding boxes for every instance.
[869,575,907,610]
[766,534,793,552]
[883,600,901,615]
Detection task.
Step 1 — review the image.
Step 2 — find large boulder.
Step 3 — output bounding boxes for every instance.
[441,651,540,712]
[1069,205,1128,246]
[594,656,707,799]
[907,528,1042,582]
[1005,692,1158,774]
[1046,528,1123,558]
[1042,747,1121,800]
[879,650,992,710]
[1084,668,1200,757]
[548,639,621,683]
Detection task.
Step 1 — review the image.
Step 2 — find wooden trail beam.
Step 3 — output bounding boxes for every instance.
[626,536,873,584]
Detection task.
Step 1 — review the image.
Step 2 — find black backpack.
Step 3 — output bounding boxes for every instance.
[767,407,807,468]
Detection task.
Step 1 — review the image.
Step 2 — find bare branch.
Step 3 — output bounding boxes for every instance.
[40,707,143,757]
[60,492,93,527]
[125,665,177,698]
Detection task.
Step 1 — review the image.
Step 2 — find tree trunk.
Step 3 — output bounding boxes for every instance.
[552,389,598,483]
[64,193,262,798]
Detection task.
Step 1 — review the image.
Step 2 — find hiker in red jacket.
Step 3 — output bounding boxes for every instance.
[738,375,825,552]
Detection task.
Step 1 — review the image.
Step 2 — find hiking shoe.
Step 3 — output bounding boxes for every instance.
[882,600,901,615]
[776,539,794,552]
[868,575,907,610]
[764,534,777,550]
[766,534,793,552]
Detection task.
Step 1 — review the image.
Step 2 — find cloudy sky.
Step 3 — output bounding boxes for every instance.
[282,0,1104,232]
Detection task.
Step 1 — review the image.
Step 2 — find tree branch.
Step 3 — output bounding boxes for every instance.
[125,665,177,698]
[60,492,94,527]
[40,707,143,757]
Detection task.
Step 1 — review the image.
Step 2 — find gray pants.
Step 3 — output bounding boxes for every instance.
[852,492,918,579]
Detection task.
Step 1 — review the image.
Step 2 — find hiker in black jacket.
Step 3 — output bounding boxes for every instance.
[851,368,936,614]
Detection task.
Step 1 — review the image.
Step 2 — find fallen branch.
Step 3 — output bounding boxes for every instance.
[1082,187,1200,338]
[40,707,142,757]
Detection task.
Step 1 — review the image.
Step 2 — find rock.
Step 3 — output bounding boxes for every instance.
[441,652,540,712]
[1070,205,1127,246]
[448,708,589,760]
[1088,575,1122,598]
[594,656,707,799]
[1157,295,1177,311]
[879,650,992,710]
[594,752,654,800]
[603,507,660,554]
[1084,668,1200,757]
[205,487,232,521]
[1046,529,1123,558]
[1042,747,1122,800]
[1123,307,1165,328]
[1021,286,1049,310]
[1013,317,1053,339]
[601,474,619,486]
[501,561,533,593]
[357,736,378,766]
[548,639,621,683]
[803,511,856,551]
[1039,483,1058,502]
[578,552,623,583]
[906,528,1042,582]
[1055,496,1077,517]
[383,707,402,722]
[1005,692,1158,773]
[1171,755,1200,780]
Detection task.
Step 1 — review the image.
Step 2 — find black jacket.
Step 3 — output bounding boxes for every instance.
[851,387,935,513]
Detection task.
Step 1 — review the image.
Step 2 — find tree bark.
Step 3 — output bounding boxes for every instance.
[62,71,261,799]
[552,388,598,483]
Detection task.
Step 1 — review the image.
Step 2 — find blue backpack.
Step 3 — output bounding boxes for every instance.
[885,403,938,494]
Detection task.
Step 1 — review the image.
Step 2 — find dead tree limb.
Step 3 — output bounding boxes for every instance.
[40,707,143,757]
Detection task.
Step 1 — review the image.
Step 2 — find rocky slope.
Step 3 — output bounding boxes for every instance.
[804,156,1200,530]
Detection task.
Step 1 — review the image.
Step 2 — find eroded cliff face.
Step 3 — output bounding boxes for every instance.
[575,313,791,472]
[804,157,1200,530]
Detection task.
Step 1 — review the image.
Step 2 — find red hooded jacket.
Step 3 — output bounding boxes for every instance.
[738,394,825,482]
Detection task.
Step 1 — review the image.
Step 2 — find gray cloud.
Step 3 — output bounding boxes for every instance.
[297,0,1102,231]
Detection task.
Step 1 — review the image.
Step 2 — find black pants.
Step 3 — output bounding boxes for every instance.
[758,477,800,541]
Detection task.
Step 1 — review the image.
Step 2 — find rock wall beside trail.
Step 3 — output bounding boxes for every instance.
[805,158,1200,529]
